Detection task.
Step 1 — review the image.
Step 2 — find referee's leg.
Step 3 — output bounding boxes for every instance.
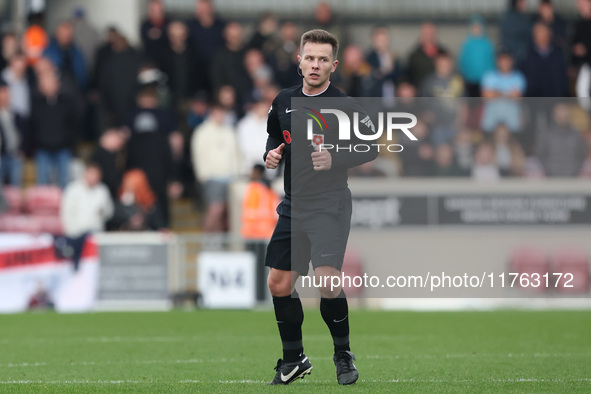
[315,265,359,385]
[268,269,304,362]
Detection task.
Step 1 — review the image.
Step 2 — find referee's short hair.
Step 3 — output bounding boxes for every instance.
[300,29,339,61]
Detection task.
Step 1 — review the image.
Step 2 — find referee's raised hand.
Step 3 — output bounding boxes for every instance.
[266,143,285,169]
[311,145,332,171]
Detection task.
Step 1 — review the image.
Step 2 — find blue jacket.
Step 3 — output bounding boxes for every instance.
[459,16,495,84]
[43,39,87,91]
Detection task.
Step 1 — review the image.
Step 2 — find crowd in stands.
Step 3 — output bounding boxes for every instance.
[0,0,591,233]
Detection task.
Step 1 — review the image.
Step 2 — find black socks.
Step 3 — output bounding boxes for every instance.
[273,289,351,361]
[273,291,304,362]
[320,289,350,353]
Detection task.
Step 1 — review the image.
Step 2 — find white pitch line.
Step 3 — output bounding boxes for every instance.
[0,333,438,345]
[0,358,214,369]
[2,352,590,369]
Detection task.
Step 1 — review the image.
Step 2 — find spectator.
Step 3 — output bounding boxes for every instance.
[535,103,587,177]
[458,15,495,97]
[187,91,209,130]
[366,26,404,98]
[90,27,119,91]
[339,45,373,97]
[453,128,474,174]
[393,81,423,115]
[188,0,226,84]
[162,21,205,112]
[481,49,526,133]
[240,164,279,240]
[571,0,591,67]
[472,141,500,182]
[0,33,19,71]
[0,79,27,186]
[434,144,464,177]
[312,2,348,49]
[31,72,76,188]
[137,61,171,109]
[420,50,464,146]
[168,129,186,200]
[90,128,126,200]
[521,22,567,97]
[492,123,525,177]
[124,88,176,227]
[22,16,48,66]
[30,56,56,97]
[576,62,591,110]
[140,0,169,70]
[399,119,435,176]
[268,21,300,89]
[71,7,100,69]
[248,12,280,56]
[421,50,464,98]
[1,53,31,118]
[43,21,87,92]
[210,22,250,106]
[111,169,165,231]
[216,85,239,126]
[60,163,113,270]
[97,32,142,126]
[191,105,240,232]
[236,99,277,177]
[406,22,446,89]
[534,0,567,55]
[499,0,532,64]
[244,48,273,103]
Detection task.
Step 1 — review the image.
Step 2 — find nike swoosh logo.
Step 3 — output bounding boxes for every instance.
[320,253,335,258]
[333,315,348,323]
[286,108,297,113]
[281,365,299,382]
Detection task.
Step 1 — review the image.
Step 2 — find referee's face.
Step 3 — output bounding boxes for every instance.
[298,42,338,90]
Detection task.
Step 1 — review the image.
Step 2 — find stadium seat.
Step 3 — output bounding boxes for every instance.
[508,246,548,293]
[24,186,62,215]
[2,186,23,213]
[549,247,589,294]
[0,214,43,233]
[36,214,64,235]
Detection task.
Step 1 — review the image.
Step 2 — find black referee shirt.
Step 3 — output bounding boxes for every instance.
[264,83,378,203]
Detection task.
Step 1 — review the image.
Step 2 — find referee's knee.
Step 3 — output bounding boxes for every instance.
[267,270,292,297]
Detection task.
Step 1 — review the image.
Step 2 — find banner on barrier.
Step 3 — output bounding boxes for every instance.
[0,234,99,313]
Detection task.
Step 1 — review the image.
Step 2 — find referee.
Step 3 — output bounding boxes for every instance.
[264,29,377,385]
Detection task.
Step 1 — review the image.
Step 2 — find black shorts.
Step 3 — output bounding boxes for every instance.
[265,189,352,276]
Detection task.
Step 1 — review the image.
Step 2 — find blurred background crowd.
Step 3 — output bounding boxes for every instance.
[0,0,591,235]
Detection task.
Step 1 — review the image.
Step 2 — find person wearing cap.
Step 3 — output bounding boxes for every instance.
[459,14,495,98]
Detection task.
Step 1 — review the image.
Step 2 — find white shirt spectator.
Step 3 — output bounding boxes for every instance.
[236,103,277,178]
[576,63,591,111]
[1,68,30,117]
[191,108,241,183]
[60,174,114,238]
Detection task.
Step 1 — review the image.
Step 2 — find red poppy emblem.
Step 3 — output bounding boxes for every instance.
[312,134,324,146]
[283,130,291,144]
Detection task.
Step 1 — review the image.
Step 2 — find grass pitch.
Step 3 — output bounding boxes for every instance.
[0,309,590,393]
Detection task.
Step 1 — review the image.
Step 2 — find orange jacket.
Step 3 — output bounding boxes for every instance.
[241,182,279,239]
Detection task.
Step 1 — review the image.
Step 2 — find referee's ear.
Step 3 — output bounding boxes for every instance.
[331,59,339,73]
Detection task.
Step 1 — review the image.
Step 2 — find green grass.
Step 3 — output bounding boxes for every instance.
[0,309,590,393]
